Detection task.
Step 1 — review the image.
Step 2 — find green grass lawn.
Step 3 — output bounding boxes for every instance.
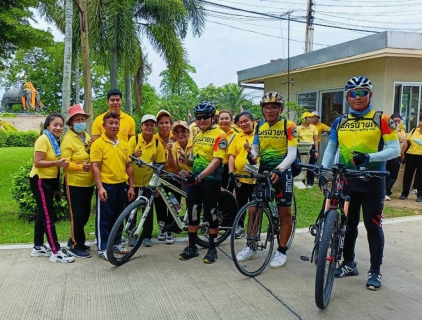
[0,147,419,245]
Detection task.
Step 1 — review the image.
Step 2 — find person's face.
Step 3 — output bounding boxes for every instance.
[157,116,171,135]
[238,115,254,134]
[103,117,120,137]
[262,103,281,122]
[218,112,232,131]
[173,127,189,143]
[47,117,64,138]
[304,117,313,124]
[311,116,319,124]
[346,89,372,111]
[195,113,212,130]
[71,114,87,126]
[107,95,122,112]
[392,117,401,128]
[141,120,156,135]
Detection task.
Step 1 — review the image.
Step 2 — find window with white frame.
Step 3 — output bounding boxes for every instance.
[297,92,317,112]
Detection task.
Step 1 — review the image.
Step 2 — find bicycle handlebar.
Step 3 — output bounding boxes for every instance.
[129,155,186,181]
[299,163,389,177]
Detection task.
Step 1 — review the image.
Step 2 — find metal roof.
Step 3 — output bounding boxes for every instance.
[237,31,422,84]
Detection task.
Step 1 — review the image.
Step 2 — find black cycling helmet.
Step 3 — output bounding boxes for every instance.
[260,91,284,107]
[344,76,372,93]
[194,101,216,115]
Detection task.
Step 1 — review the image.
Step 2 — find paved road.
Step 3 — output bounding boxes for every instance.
[0,216,421,320]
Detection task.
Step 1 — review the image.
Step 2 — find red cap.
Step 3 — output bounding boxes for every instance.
[66,104,90,125]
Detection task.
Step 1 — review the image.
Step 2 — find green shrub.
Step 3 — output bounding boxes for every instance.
[11,158,69,221]
[0,113,17,118]
[0,130,39,147]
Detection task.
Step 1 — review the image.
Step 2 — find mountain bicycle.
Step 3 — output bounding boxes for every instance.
[106,156,238,266]
[299,163,388,309]
[230,171,297,277]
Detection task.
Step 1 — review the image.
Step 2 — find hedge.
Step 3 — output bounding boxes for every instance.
[0,130,39,147]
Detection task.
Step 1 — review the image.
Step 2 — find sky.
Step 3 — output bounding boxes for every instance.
[2,0,422,101]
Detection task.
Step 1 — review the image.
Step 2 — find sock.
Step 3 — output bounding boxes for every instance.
[209,233,216,250]
[188,232,197,248]
[277,246,287,255]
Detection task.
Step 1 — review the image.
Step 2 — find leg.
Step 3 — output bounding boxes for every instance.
[385,156,401,196]
[401,154,417,197]
[307,149,317,187]
[414,156,422,198]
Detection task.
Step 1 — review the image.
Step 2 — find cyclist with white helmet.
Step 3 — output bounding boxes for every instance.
[246,91,298,268]
[321,76,399,290]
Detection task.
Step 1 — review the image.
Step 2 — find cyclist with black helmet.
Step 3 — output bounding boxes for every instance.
[247,91,298,268]
[178,102,228,264]
[321,76,399,291]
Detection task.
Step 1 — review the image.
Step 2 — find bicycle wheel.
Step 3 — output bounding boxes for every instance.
[106,199,148,266]
[286,192,297,249]
[315,209,339,309]
[230,201,275,277]
[196,189,238,248]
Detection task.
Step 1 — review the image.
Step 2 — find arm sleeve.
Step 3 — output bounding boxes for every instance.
[277,146,297,170]
[321,140,338,168]
[369,139,400,162]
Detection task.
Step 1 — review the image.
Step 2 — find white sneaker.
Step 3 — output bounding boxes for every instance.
[49,249,75,263]
[157,231,166,241]
[113,244,129,254]
[269,251,287,268]
[165,232,174,244]
[236,247,258,262]
[385,195,391,201]
[234,227,245,239]
[31,245,52,257]
[98,250,108,261]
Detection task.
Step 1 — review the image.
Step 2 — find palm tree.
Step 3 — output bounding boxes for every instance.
[61,0,73,119]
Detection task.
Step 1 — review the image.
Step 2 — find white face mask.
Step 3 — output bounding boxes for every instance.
[73,122,86,133]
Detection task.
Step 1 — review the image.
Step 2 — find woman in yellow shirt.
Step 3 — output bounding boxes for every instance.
[29,112,74,263]
[61,104,94,258]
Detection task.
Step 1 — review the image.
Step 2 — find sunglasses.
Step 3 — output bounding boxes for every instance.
[348,89,370,98]
[262,106,280,112]
[195,114,212,121]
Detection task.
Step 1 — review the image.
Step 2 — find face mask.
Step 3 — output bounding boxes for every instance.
[73,122,86,133]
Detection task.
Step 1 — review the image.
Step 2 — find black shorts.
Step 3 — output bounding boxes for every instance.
[260,167,293,207]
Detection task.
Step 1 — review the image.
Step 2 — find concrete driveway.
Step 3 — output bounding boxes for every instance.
[0,216,421,320]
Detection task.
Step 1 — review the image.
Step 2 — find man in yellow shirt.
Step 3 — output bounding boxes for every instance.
[90,111,135,260]
[311,111,331,143]
[91,89,136,142]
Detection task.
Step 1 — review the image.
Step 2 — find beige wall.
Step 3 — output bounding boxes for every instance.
[263,57,422,116]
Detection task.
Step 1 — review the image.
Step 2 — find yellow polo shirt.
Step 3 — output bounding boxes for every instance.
[227,131,256,184]
[60,130,95,187]
[315,122,331,142]
[29,134,60,179]
[297,124,318,143]
[406,129,422,155]
[92,110,135,142]
[171,138,194,173]
[221,126,239,164]
[128,134,166,187]
[155,132,177,174]
[90,133,130,184]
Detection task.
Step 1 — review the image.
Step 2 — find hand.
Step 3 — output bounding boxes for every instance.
[401,154,406,164]
[270,168,282,184]
[82,160,91,172]
[351,151,370,166]
[165,139,174,151]
[178,153,187,164]
[247,152,257,165]
[98,187,108,202]
[127,187,135,202]
[54,190,62,201]
[86,139,93,147]
[228,171,234,188]
[55,158,69,168]
[314,151,319,159]
[186,173,198,185]
[133,148,142,157]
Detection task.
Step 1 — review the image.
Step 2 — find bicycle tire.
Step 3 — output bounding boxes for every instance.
[106,199,148,266]
[315,209,338,309]
[286,192,297,249]
[196,189,238,248]
[230,201,275,277]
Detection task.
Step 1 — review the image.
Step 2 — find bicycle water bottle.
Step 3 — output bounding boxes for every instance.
[168,192,181,213]
[269,202,278,217]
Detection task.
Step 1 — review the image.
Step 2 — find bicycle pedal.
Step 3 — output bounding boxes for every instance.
[300,255,310,262]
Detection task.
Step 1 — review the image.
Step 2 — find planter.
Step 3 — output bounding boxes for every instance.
[294,142,314,188]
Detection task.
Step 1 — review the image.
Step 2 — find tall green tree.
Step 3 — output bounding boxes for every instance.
[0,0,52,68]
[159,64,198,97]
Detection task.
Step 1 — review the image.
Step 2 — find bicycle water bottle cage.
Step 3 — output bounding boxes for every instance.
[264,186,275,202]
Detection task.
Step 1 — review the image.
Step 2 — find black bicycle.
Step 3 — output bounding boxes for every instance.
[230,172,297,277]
[299,163,388,309]
[106,157,238,266]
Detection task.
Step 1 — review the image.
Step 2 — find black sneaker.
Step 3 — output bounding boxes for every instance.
[178,246,199,261]
[416,196,422,202]
[366,270,382,290]
[203,248,218,264]
[67,240,90,251]
[334,261,359,278]
[399,195,408,200]
[68,247,92,258]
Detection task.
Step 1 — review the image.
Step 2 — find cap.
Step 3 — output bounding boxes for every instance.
[301,112,314,120]
[66,104,89,125]
[156,109,172,121]
[311,111,320,118]
[172,120,189,131]
[141,114,156,124]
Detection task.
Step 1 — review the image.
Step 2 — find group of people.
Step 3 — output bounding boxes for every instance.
[29,75,415,292]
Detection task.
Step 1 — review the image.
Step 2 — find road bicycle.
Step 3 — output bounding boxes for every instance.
[230,171,297,277]
[299,163,388,309]
[106,157,238,266]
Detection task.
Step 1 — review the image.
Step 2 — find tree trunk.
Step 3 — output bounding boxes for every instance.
[110,47,118,89]
[134,61,143,116]
[125,72,133,115]
[61,0,73,121]
[74,50,80,104]
[79,0,93,131]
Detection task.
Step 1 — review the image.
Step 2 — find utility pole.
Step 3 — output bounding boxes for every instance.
[287,11,291,102]
[305,0,315,53]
